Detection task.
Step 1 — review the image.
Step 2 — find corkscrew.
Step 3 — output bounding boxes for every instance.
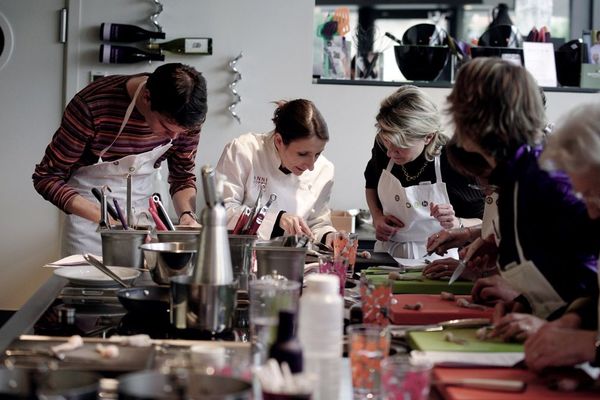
[149,0,164,33]
[228,52,243,124]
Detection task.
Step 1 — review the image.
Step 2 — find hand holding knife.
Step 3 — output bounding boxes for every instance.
[449,238,485,284]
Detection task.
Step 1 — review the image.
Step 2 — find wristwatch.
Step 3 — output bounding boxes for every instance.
[178,210,198,224]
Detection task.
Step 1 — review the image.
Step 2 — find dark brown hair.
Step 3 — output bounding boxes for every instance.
[272,99,329,144]
[447,58,545,162]
[146,63,207,129]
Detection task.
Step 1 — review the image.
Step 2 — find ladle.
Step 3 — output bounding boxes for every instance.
[83,253,131,288]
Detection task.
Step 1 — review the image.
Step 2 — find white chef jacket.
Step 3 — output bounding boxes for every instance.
[216,132,336,241]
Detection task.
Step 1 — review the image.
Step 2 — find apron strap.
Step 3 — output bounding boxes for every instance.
[385,159,395,172]
[513,182,526,264]
[434,156,442,183]
[99,79,147,160]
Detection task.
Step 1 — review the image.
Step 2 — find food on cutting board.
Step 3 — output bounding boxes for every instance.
[360,250,372,259]
[440,291,455,301]
[403,302,423,311]
[388,271,424,281]
[456,297,487,310]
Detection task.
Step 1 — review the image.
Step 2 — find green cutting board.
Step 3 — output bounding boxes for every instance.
[407,328,524,353]
[365,270,473,295]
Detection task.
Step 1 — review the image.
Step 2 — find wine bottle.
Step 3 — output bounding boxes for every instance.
[99,44,165,64]
[268,310,303,374]
[147,38,213,55]
[100,23,165,42]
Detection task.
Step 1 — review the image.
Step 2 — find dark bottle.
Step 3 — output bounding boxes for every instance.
[268,310,303,374]
[99,44,165,64]
[100,23,165,42]
[147,38,213,55]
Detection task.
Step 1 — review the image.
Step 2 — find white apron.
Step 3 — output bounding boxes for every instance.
[481,192,500,246]
[499,182,566,319]
[61,80,173,256]
[374,157,459,259]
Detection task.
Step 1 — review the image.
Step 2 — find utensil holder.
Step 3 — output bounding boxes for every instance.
[101,229,150,268]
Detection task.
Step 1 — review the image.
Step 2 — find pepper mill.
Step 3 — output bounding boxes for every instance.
[192,165,234,285]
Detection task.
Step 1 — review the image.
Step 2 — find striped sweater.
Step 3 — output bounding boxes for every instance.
[32,74,200,213]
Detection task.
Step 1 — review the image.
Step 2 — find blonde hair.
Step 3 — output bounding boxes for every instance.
[375,86,447,161]
[541,102,600,173]
[447,58,546,162]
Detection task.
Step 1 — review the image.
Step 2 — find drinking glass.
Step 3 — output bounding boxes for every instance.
[381,356,432,400]
[347,324,391,399]
[333,232,359,276]
[318,255,349,296]
[360,273,392,326]
[248,279,300,365]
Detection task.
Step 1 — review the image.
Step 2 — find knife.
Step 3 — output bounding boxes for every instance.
[448,238,482,284]
[436,378,526,392]
[91,187,119,220]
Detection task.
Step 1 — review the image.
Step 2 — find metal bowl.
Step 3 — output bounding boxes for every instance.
[140,242,197,285]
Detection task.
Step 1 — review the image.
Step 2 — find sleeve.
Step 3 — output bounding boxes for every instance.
[215,137,257,232]
[306,165,336,242]
[32,94,96,213]
[440,152,485,219]
[166,129,200,196]
[364,139,387,189]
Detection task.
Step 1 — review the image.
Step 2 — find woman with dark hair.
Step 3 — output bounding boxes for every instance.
[216,99,336,244]
[448,57,598,324]
[33,63,207,256]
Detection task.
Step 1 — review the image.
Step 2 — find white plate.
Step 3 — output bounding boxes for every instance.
[53,266,140,287]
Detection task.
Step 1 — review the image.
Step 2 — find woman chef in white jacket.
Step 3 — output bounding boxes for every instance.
[216,99,336,245]
[364,86,483,258]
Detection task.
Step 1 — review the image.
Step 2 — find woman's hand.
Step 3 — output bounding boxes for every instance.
[422,258,458,280]
[490,302,546,342]
[280,213,313,237]
[471,275,520,305]
[373,214,404,242]
[429,202,456,229]
[524,326,596,371]
[178,212,201,227]
[426,228,470,255]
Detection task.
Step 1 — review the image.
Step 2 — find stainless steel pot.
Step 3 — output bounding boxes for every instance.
[117,370,252,400]
[101,229,151,268]
[156,229,202,246]
[253,240,306,286]
[0,368,100,399]
[170,275,236,333]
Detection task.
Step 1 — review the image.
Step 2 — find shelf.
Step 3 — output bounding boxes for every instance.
[314,78,600,93]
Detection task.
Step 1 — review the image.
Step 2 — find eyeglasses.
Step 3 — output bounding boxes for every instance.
[468,183,499,193]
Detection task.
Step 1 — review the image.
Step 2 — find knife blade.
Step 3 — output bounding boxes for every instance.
[91,187,119,220]
[448,238,483,284]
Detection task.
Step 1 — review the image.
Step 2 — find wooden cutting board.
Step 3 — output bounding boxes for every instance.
[365,271,474,295]
[389,294,493,325]
[407,329,523,353]
[433,367,600,400]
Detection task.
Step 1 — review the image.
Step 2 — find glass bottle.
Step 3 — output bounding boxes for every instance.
[100,23,165,42]
[268,310,303,373]
[99,44,165,64]
[147,38,213,55]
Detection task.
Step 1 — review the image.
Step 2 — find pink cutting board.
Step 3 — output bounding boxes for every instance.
[433,367,600,400]
[389,294,493,325]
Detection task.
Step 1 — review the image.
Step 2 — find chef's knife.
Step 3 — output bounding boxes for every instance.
[91,188,119,220]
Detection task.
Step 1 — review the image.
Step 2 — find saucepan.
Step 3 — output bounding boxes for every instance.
[0,367,100,399]
[117,286,170,314]
[118,370,252,400]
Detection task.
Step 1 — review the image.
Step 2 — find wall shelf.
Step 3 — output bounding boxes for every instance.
[314,78,600,93]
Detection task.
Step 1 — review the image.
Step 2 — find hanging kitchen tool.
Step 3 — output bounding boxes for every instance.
[148,197,168,231]
[152,194,175,230]
[228,52,243,123]
[333,7,350,36]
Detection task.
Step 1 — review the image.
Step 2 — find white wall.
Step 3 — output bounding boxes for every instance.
[0,0,598,309]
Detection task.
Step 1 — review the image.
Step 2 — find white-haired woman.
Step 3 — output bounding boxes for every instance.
[364,85,483,258]
[525,102,600,371]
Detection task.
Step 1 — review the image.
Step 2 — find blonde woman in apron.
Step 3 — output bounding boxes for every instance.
[33,63,207,256]
[364,86,484,259]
